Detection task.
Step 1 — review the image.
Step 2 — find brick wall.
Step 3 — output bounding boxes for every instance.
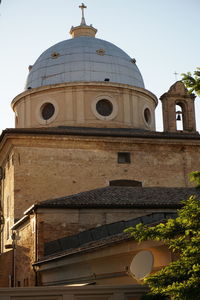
[0,250,12,287]
[14,217,35,287]
[9,135,200,220]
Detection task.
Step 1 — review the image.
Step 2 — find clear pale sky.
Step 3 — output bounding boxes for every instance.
[0,0,200,132]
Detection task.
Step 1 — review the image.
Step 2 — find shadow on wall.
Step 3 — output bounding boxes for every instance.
[0,250,12,287]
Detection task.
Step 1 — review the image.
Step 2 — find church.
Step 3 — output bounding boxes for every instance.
[0,3,200,295]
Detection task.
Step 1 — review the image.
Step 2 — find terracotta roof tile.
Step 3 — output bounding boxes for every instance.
[37,186,200,209]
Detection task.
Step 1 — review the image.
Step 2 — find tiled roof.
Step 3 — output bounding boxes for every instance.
[35,186,200,209]
[34,212,177,265]
[1,126,200,141]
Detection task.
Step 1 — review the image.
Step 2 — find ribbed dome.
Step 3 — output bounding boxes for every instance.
[25,36,144,89]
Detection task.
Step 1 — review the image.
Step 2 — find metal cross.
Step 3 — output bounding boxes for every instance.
[79,3,87,25]
[174,71,178,81]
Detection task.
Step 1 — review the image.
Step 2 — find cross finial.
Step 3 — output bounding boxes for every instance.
[174,71,179,81]
[79,3,87,25]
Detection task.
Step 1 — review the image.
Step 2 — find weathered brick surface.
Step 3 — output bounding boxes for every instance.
[14,218,35,287]
[2,152,15,247]
[0,135,198,221]
[0,250,12,287]
[36,207,174,259]
[0,133,200,286]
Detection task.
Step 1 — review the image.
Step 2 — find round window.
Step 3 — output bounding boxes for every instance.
[41,103,55,120]
[144,108,151,124]
[96,99,113,116]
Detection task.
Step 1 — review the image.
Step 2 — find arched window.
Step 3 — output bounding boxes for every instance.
[176,101,187,131]
[176,104,183,130]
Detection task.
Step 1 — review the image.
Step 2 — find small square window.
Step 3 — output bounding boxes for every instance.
[118,152,131,164]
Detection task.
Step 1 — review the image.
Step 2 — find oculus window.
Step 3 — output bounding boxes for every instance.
[96,99,113,117]
[144,108,151,125]
[41,103,55,120]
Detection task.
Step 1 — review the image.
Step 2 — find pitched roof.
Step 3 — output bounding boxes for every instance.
[35,186,200,209]
[34,212,177,265]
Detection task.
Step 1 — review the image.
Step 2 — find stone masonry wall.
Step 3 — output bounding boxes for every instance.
[0,250,12,287]
[15,207,174,286]
[1,133,200,287]
[10,134,200,220]
[1,149,15,249]
[14,216,36,287]
[36,207,175,259]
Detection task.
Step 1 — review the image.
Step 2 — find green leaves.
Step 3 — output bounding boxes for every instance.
[181,68,200,96]
[189,171,200,188]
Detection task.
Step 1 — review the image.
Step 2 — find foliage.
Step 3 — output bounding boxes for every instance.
[189,171,200,188]
[181,68,200,96]
[125,172,200,300]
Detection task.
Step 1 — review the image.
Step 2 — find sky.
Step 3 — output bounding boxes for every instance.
[0,0,200,132]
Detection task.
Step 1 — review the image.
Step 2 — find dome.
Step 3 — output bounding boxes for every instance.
[25,36,145,89]
[13,8,157,132]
